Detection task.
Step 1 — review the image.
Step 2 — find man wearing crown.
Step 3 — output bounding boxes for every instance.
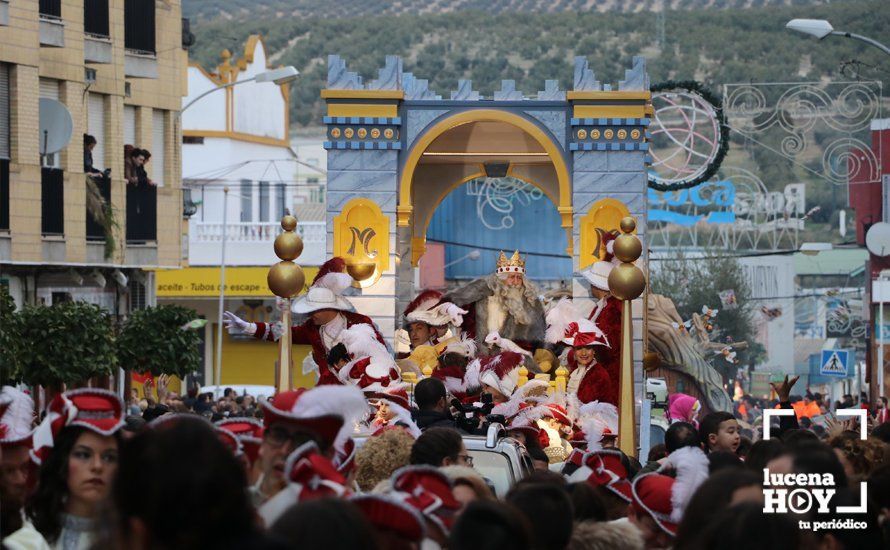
[442,250,546,353]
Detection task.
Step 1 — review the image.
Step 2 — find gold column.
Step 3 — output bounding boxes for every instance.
[607,216,646,457]
[267,216,306,393]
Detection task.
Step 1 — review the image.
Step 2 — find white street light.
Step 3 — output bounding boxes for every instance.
[182,66,300,113]
[799,242,833,256]
[786,19,890,56]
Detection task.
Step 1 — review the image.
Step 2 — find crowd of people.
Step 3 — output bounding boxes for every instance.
[1,252,888,549]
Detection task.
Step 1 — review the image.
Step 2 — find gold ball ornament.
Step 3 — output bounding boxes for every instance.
[346,262,376,282]
[273,231,303,261]
[608,263,646,301]
[619,216,637,234]
[613,234,642,263]
[267,262,305,299]
[280,215,297,232]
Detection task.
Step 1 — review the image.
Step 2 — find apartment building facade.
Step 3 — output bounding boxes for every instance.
[0,0,188,314]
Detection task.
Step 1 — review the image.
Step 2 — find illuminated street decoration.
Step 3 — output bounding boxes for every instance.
[723,81,882,185]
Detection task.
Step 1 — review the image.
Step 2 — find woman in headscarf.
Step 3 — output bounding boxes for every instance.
[667,393,702,428]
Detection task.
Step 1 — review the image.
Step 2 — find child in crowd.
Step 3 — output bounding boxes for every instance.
[699,411,740,454]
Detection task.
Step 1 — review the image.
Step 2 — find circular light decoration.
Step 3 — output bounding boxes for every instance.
[648,81,729,191]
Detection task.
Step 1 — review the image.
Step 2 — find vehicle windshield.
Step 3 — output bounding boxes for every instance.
[467,449,515,497]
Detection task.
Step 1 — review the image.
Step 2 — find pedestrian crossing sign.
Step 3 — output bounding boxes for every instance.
[820,349,849,378]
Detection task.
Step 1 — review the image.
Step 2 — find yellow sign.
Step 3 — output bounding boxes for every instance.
[332,198,390,287]
[155,266,319,297]
[579,198,632,269]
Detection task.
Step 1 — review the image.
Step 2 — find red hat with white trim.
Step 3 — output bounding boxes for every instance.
[367,384,421,438]
[585,449,633,502]
[332,437,357,476]
[31,388,125,465]
[391,465,462,534]
[292,257,354,315]
[0,386,35,448]
[214,425,244,457]
[351,494,426,545]
[477,351,525,398]
[563,319,610,348]
[630,446,710,538]
[631,473,677,536]
[262,385,369,452]
[215,417,263,465]
[403,290,443,326]
[258,441,352,527]
[339,356,401,390]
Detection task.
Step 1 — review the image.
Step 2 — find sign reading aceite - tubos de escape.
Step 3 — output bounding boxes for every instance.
[320,53,652,396]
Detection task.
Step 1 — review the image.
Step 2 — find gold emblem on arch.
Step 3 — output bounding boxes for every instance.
[579,198,632,270]
[333,198,391,288]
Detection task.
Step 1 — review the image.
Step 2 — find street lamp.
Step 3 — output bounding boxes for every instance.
[786,19,890,56]
[181,66,300,113]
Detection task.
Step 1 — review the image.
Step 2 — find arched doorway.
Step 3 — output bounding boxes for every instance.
[397,109,574,269]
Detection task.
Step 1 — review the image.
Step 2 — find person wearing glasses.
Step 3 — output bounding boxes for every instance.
[408,427,474,468]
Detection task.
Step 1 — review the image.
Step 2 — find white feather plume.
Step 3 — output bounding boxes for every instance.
[315,272,353,295]
[484,331,532,356]
[462,358,482,392]
[384,401,421,438]
[291,385,371,451]
[0,386,35,441]
[338,324,389,362]
[545,298,579,344]
[443,334,477,358]
[659,446,710,524]
[578,401,619,449]
[491,380,550,418]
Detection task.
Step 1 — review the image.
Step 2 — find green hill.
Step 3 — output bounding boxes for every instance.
[186,0,889,128]
[183,0,833,22]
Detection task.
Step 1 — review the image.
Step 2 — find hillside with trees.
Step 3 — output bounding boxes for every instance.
[186,0,888,128]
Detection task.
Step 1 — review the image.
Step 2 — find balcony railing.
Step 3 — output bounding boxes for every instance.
[124,0,155,54]
[39,0,61,19]
[191,221,326,245]
[126,183,156,243]
[84,0,109,37]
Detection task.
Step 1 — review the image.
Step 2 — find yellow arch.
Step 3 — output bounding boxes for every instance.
[397,109,573,231]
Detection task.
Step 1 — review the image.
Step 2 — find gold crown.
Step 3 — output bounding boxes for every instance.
[496,250,526,274]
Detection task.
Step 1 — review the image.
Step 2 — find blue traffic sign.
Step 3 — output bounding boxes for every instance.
[820,349,849,378]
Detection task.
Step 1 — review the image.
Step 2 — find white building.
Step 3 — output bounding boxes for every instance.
[182,36,326,267]
[157,37,326,388]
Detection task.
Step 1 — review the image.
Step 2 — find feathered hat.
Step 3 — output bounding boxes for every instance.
[403,290,443,326]
[563,318,610,348]
[258,441,351,527]
[583,449,633,502]
[477,352,526,398]
[578,401,619,451]
[293,257,354,314]
[580,233,619,291]
[0,386,35,448]
[31,388,125,465]
[262,385,370,452]
[545,298,580,345]
[630,446,709,537]
[366,384,420,438]
[391,465,462,535]
[439,334,477,359]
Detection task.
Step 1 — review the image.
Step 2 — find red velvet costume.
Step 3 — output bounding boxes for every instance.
[253,312,385,386]
[567,349,615,405]
[588,296,621,405]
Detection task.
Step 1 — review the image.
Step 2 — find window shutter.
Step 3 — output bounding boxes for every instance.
[39,78,60,100]
[124,105,136,147]
[0,64,9,160]
[152,109,165,185]
[87,93,105,170]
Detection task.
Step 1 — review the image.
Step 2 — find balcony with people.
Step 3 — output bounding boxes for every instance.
[124,144,158,244]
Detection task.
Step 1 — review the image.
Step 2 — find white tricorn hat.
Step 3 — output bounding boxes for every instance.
[292,286,354,315]
[580,261,613,292]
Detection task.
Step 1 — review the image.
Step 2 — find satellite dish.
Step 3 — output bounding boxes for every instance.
[38,98,73,155]
[866,222,890,257]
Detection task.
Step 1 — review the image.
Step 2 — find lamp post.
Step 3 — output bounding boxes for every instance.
[181,66,300,113]
[786,19,890,56]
